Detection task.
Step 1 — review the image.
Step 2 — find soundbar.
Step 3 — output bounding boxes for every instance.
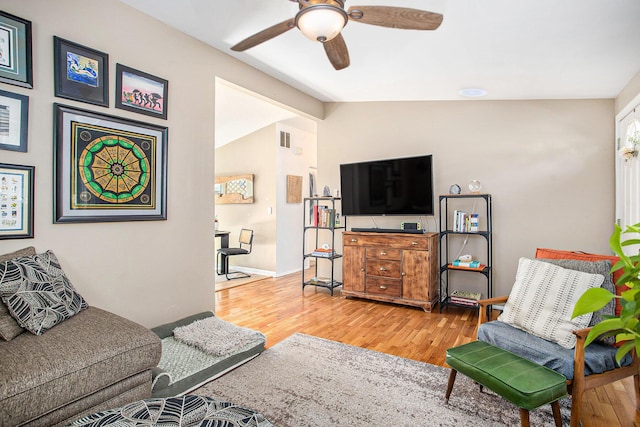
[351,228,427,234]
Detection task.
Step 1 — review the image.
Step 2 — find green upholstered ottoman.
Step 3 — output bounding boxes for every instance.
[445,340,567,427]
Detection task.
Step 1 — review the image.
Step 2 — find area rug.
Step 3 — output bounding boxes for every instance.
[192,333,571,426]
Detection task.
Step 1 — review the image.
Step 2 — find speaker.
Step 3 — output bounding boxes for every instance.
[401,222,421,230]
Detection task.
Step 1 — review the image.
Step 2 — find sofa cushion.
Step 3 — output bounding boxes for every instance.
[535,248,624,316]
[0,306,161,426]
[0,246,35,341]
[0,250,88,335]
[478,320,632,380]
[498,257,603,349]
[538,258,615,345]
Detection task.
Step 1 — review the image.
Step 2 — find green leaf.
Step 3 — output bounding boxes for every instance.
[572,288,615,318]
[583,318,626,347]
[616,340,635,364]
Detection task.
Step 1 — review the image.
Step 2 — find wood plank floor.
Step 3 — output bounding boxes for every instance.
[214,271,640,427]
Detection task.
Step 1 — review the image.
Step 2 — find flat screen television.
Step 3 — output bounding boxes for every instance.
[340,155,434,216]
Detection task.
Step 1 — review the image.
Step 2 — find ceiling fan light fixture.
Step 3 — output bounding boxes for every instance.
[296,5,348,43]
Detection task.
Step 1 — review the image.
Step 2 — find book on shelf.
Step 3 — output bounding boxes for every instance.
[449,290,481,306]
[452,211,480,232]
[313,205,337,227]
[307,276,333,284]
[311,248,336,258]
[451,259,480,268]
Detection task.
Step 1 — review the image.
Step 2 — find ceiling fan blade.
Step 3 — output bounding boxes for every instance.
[231,18,296,52]
[348,6,443,30]
[323,34,350,70]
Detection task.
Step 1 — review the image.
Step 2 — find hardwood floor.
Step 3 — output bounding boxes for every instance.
[214,271,640,427]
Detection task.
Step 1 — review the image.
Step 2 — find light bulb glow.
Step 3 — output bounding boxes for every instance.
[296,6,347,42]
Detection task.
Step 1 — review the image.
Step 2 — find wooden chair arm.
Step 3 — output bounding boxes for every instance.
[477,296,509,327]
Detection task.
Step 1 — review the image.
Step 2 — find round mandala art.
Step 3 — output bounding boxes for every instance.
[79,136,150,204]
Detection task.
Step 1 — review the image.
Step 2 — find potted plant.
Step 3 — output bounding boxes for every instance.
[572,222,640,362]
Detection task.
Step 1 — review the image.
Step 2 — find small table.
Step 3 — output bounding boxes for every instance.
[215,230,230,275]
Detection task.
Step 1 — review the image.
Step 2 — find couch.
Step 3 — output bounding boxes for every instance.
[0,247,161,426]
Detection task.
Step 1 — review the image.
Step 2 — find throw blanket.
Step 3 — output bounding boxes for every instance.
[173,316,265,357]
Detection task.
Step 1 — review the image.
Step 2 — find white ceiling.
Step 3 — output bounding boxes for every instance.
[122,0,640,103]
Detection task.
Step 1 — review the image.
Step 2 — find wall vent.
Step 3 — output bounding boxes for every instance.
[280,131,291,148]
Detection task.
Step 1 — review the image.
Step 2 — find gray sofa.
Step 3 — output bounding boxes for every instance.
[0,247,161,426]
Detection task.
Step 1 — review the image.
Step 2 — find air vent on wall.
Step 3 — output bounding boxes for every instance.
[280,131,291,148]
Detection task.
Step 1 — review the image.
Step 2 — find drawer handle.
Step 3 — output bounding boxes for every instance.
[379,267,387,271]
[380,285,387,290]
[380,251,387,256]
[411,241,418,246]
[360,268,365,272]
[351,238,358,242]
[402,272,406,276]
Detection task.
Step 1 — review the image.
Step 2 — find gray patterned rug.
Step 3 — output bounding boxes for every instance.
[192,333,571,426]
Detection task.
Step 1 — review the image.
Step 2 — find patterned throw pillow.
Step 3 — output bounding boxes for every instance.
[0,250,88,335]
[0,246,36,341]
[499,257,604,349]
[538,258,615,345]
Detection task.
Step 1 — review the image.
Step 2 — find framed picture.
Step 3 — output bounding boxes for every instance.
[54,104,168,223]
[0,12,33,89]
[0,89,29,152]
[115,64,168,119]
[53,36,109,107]
[0,163,34,239]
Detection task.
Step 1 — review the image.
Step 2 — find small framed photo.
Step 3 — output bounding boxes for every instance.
[0,11,33,89]
[0,163,34,240]
[54,104,168,223]
[53,36,109,107]
[0,90,29,152]
[115,64,168,119]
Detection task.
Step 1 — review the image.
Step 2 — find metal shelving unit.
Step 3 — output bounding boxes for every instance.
[439,194,492,311]
[302,197,345,295]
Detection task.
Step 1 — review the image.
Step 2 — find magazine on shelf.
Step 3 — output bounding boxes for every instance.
[450,290,481,305]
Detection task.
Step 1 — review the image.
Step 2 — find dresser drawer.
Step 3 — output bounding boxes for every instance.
[343,232,430,250]
[366,259,401,278]
[366,277,402,297]
[366,247,402,260]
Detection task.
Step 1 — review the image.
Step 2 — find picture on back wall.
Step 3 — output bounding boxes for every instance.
[0,11,33,89]
[115,64,168,119]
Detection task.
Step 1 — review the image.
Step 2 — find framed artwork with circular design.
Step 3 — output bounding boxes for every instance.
[53,103,168,223]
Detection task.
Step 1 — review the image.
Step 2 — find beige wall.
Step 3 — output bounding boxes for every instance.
[215,125,277,273]
[0,0,322,327]
[317,99,615,297]
[616,70,640,114]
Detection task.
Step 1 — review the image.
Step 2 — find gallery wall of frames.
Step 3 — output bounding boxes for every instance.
[0,10,171,240]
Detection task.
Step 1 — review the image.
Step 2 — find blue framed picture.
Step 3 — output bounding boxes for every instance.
[53,36,109,107]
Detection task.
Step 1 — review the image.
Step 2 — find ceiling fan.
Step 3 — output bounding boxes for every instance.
[230,0,443,70]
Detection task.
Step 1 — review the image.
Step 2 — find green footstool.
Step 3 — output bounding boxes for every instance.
[445,341,567,427]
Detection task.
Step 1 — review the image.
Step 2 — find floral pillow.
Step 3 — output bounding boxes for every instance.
[0,250,88,335]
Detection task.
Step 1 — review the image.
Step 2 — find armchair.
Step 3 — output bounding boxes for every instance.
[478,291,640,427]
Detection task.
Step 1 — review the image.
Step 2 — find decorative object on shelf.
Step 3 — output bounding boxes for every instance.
[215,174,254,204]
[115,64,169,120]
[53,104,168,223]
[322,185,331,196]
[449,184,461,195]
[468,180,482,193]
[619,118,640,162]
[286,175,303,203]
[0,90,29,152]
[0,163,34,239]
[0,11,33,89]
[53,36,109,107]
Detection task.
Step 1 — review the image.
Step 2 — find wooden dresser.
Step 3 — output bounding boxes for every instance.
[342,231,439,312]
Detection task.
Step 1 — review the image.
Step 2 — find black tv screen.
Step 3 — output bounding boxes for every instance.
[340,155,434,216]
